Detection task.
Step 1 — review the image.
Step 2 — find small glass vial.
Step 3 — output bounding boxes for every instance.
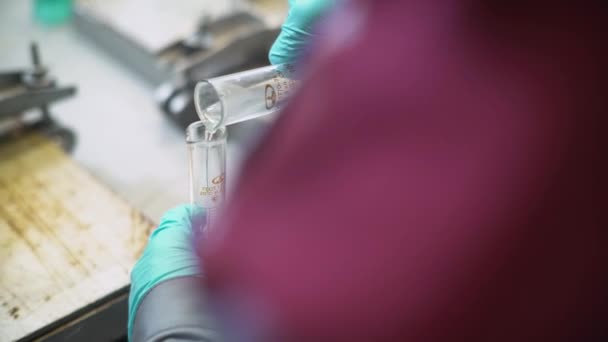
[187,121,227,233]
[194,64,299,131]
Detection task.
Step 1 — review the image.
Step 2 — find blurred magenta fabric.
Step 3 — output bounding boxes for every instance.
[202,1,607,340]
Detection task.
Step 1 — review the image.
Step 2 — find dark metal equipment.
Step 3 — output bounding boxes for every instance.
[73,2,281,129]
[154,23,278,128]
[0,43,77,151]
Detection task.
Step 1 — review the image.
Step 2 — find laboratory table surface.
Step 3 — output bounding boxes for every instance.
[1,1,277,340]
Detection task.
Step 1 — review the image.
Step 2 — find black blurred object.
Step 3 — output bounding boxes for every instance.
[0,43,77,152]
[154,25,276,129]
[73,3,280,129]
[17,286,130,342]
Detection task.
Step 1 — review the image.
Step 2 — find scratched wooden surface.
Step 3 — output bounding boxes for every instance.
[0,134,155,342]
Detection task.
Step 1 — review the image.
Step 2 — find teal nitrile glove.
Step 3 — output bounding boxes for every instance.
[128,204,205,340]
[269,0,336,65]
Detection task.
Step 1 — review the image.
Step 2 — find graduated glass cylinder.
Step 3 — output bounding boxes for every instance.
[194,63,299,130]
[187,121,227,233]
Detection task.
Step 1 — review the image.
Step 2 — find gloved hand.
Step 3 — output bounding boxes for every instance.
[269,0,336,65]
[128,204,205,340]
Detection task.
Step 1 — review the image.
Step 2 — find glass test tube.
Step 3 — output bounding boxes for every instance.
[187,121,227,233]
[194,63,299,130]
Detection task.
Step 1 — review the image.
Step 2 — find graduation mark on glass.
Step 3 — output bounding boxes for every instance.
[187,121,227,232]
[194,63,299,131]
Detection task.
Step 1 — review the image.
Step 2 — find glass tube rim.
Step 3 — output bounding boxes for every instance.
[186,121,227,145]
[194,80,224,132]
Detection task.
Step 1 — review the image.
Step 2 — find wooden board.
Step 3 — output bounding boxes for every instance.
[0,134,155,342]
